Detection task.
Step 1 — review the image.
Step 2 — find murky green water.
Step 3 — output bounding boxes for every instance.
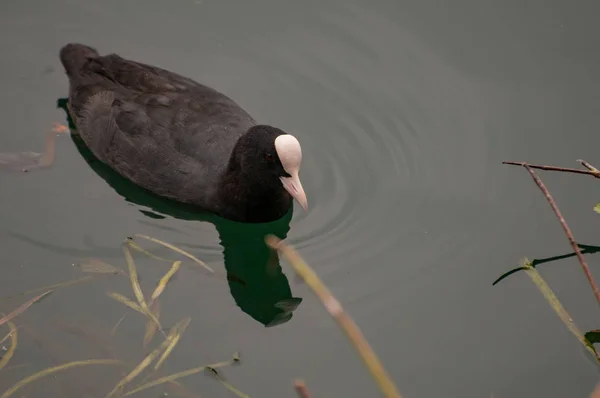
[2,0,600,396]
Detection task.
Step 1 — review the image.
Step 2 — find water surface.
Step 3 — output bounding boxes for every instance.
[1,0,600,397]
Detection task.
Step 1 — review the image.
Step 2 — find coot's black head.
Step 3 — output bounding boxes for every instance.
[228,125,308,212]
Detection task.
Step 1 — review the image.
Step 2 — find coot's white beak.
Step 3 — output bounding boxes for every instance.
[280,173,308,211]
[275,133,308,211]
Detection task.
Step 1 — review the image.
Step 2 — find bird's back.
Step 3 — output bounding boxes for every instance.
[59,43,257,207]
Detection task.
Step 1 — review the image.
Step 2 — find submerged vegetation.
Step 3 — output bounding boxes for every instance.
[0,233,402,397]
[497,160,600,394]
[5,158,600,397]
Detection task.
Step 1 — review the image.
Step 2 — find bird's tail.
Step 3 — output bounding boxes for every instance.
[59,43,99,78]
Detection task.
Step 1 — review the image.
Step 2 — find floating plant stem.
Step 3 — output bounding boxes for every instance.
[150,261,181,304]
[0,290,52,328]
[131,234,213,273]
[0,321,17,370]
[122,244,163,333]
[266,236,402,398]
[521,258,599,360]
[1,359,120,398]
[123,359,234,396]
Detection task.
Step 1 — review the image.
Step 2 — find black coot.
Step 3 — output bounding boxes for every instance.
[59,43,308,223]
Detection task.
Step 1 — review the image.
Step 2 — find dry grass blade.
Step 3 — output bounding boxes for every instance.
[211,371,251,398]
[154,317,191,371]
[0,290,52,328]
[105,338,171,397]
[122,244,162,332]
[111,313,128,337]
[0,321,17,370]
[522,258,599,360]
[126,239,172,262]
[150,261,181,303]
[76,259,124,275]
[1,278,92,304]
[1,359,120,398]
[132,234,214,273]
[107,292,143,314]
[218,380,251,398]
[123,359,233,396]
[105,318,191,398]
[0,326,17,346]
[143,300,161,348]
[266,236,402,398]
[22,277,95,295]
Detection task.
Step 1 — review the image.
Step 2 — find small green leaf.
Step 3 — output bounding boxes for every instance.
[594,203,600,214]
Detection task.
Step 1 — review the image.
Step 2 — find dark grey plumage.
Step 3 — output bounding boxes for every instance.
[59,43,305,223]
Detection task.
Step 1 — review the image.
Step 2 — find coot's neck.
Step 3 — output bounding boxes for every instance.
[217,168,292,223]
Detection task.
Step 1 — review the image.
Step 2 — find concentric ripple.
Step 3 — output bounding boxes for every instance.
[215,4,494,273]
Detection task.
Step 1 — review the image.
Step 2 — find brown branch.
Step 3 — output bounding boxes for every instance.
[503,160,600,178]
[519,163,600,307]
[293,380,312,398]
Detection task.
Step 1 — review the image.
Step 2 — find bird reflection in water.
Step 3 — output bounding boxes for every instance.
[54,98,303,327]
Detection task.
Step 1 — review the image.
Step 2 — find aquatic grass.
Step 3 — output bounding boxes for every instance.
[501,159,600,366]
[266,236,403,398]
[111,313,128,336]
[1,233,240,397]
[107,291,144,313]
[122,243,163,333]
[0,259,123,305]
[150,260,181,304]
[0,324,18,346]
[104,318,188,398]
[0,290,52,328]
[75,258,125,275]
[0,359,121,398]
[154,316,191,371]
[143,299,161,347]
[0,321,17,370]
[126,239,173,263]
[122,359,235,396]
[130,234,214,273]
[1,233,402,398]
[503,160,600,305]
[520,258,598,360]
[19,276,95,295]
[209,369,252,398]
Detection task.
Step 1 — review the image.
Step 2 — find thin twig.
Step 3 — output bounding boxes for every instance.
[503,160,600,178]
[520,163,600,306]
[293,380,312,398]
